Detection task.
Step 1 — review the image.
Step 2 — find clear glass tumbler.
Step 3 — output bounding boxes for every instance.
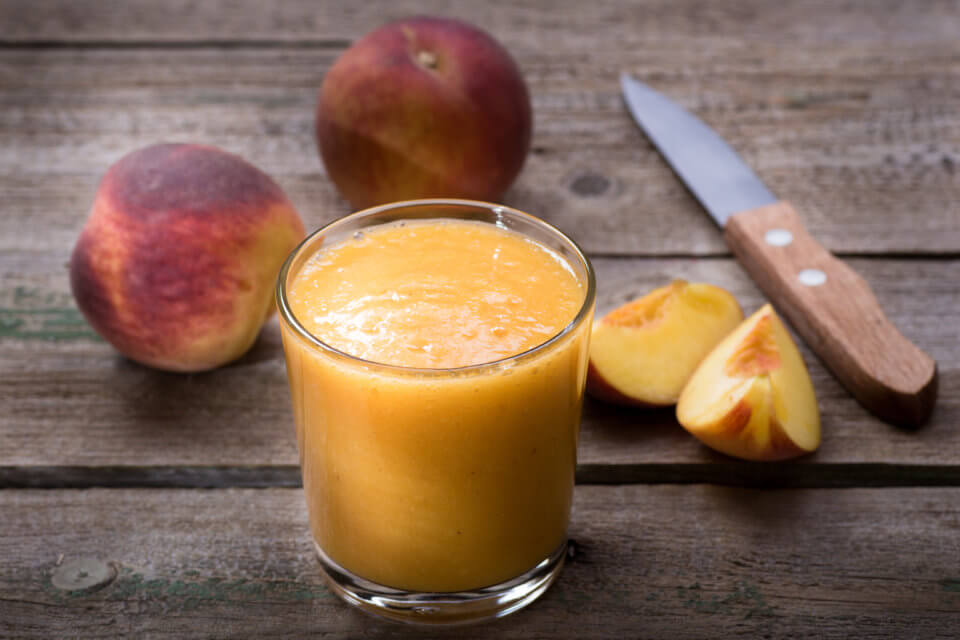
[276,199,595,625]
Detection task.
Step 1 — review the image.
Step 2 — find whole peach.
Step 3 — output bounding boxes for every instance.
[316,16,532,209]
[70,143,306,372]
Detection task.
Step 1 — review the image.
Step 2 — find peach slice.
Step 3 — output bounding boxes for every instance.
[587,281,744,406]
[676,304,821,461]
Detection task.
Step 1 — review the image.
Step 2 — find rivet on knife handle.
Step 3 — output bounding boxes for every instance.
[724,201,938,427]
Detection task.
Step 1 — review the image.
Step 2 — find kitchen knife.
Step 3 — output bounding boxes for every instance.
[620,73,937,428]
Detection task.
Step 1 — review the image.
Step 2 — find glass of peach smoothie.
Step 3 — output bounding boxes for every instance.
[276,199,595,625]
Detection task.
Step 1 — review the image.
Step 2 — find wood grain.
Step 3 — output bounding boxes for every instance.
[2,0,957,45]
[2,486,958,638]
[1,11,958,256]
[725,201,938,427]
[0,258,955,484]
[1,2,959,637]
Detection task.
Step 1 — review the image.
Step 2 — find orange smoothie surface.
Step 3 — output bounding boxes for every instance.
[288,219,585,368]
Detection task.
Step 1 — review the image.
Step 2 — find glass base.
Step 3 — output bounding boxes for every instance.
[314,541,566,626]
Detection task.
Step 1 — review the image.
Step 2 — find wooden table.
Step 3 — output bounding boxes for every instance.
[2,1,958,637]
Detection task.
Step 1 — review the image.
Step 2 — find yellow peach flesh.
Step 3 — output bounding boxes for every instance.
[588,281,744,406]
[677,304,820,461]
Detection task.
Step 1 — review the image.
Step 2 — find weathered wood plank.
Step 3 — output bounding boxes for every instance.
[1,486,958,638]
[2,0,957,45]
[0,1,957,483]
[0,33,958,255]
[1,258,956,484]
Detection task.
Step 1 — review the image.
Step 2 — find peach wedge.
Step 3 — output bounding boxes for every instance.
[587,281,744,406]
[676,304,821,461]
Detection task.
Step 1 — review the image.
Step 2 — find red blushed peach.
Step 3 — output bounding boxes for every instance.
[316,16,532,209]
[70,143,306,372]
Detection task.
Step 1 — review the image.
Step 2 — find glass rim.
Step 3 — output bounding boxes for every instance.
[275,198,596,376]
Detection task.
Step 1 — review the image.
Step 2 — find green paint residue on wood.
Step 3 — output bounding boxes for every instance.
[48,566,332,610]
[677,580,776,618]
[941,578,960,593]
[0,286,99,341]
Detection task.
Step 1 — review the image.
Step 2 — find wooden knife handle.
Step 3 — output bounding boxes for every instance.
[724,201,937,427]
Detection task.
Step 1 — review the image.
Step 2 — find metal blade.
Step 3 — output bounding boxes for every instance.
[620,73,777,226]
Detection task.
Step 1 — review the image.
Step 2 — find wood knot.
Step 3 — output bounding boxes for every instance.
[570,172,611,197]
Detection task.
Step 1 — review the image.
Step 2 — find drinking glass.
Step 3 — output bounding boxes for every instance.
[276,199,595,625]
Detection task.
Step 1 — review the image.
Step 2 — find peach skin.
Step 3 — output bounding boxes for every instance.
[316,16,532,209]
[70,143,305,372]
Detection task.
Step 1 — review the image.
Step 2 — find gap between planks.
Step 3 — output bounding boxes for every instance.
[0,39,352,50]
[583,252,960,260]
[3,463,960,490]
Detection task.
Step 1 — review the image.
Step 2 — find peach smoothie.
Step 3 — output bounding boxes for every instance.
[278,214,593,593]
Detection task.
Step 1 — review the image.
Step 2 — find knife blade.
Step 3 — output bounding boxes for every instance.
[620,73,937,427]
